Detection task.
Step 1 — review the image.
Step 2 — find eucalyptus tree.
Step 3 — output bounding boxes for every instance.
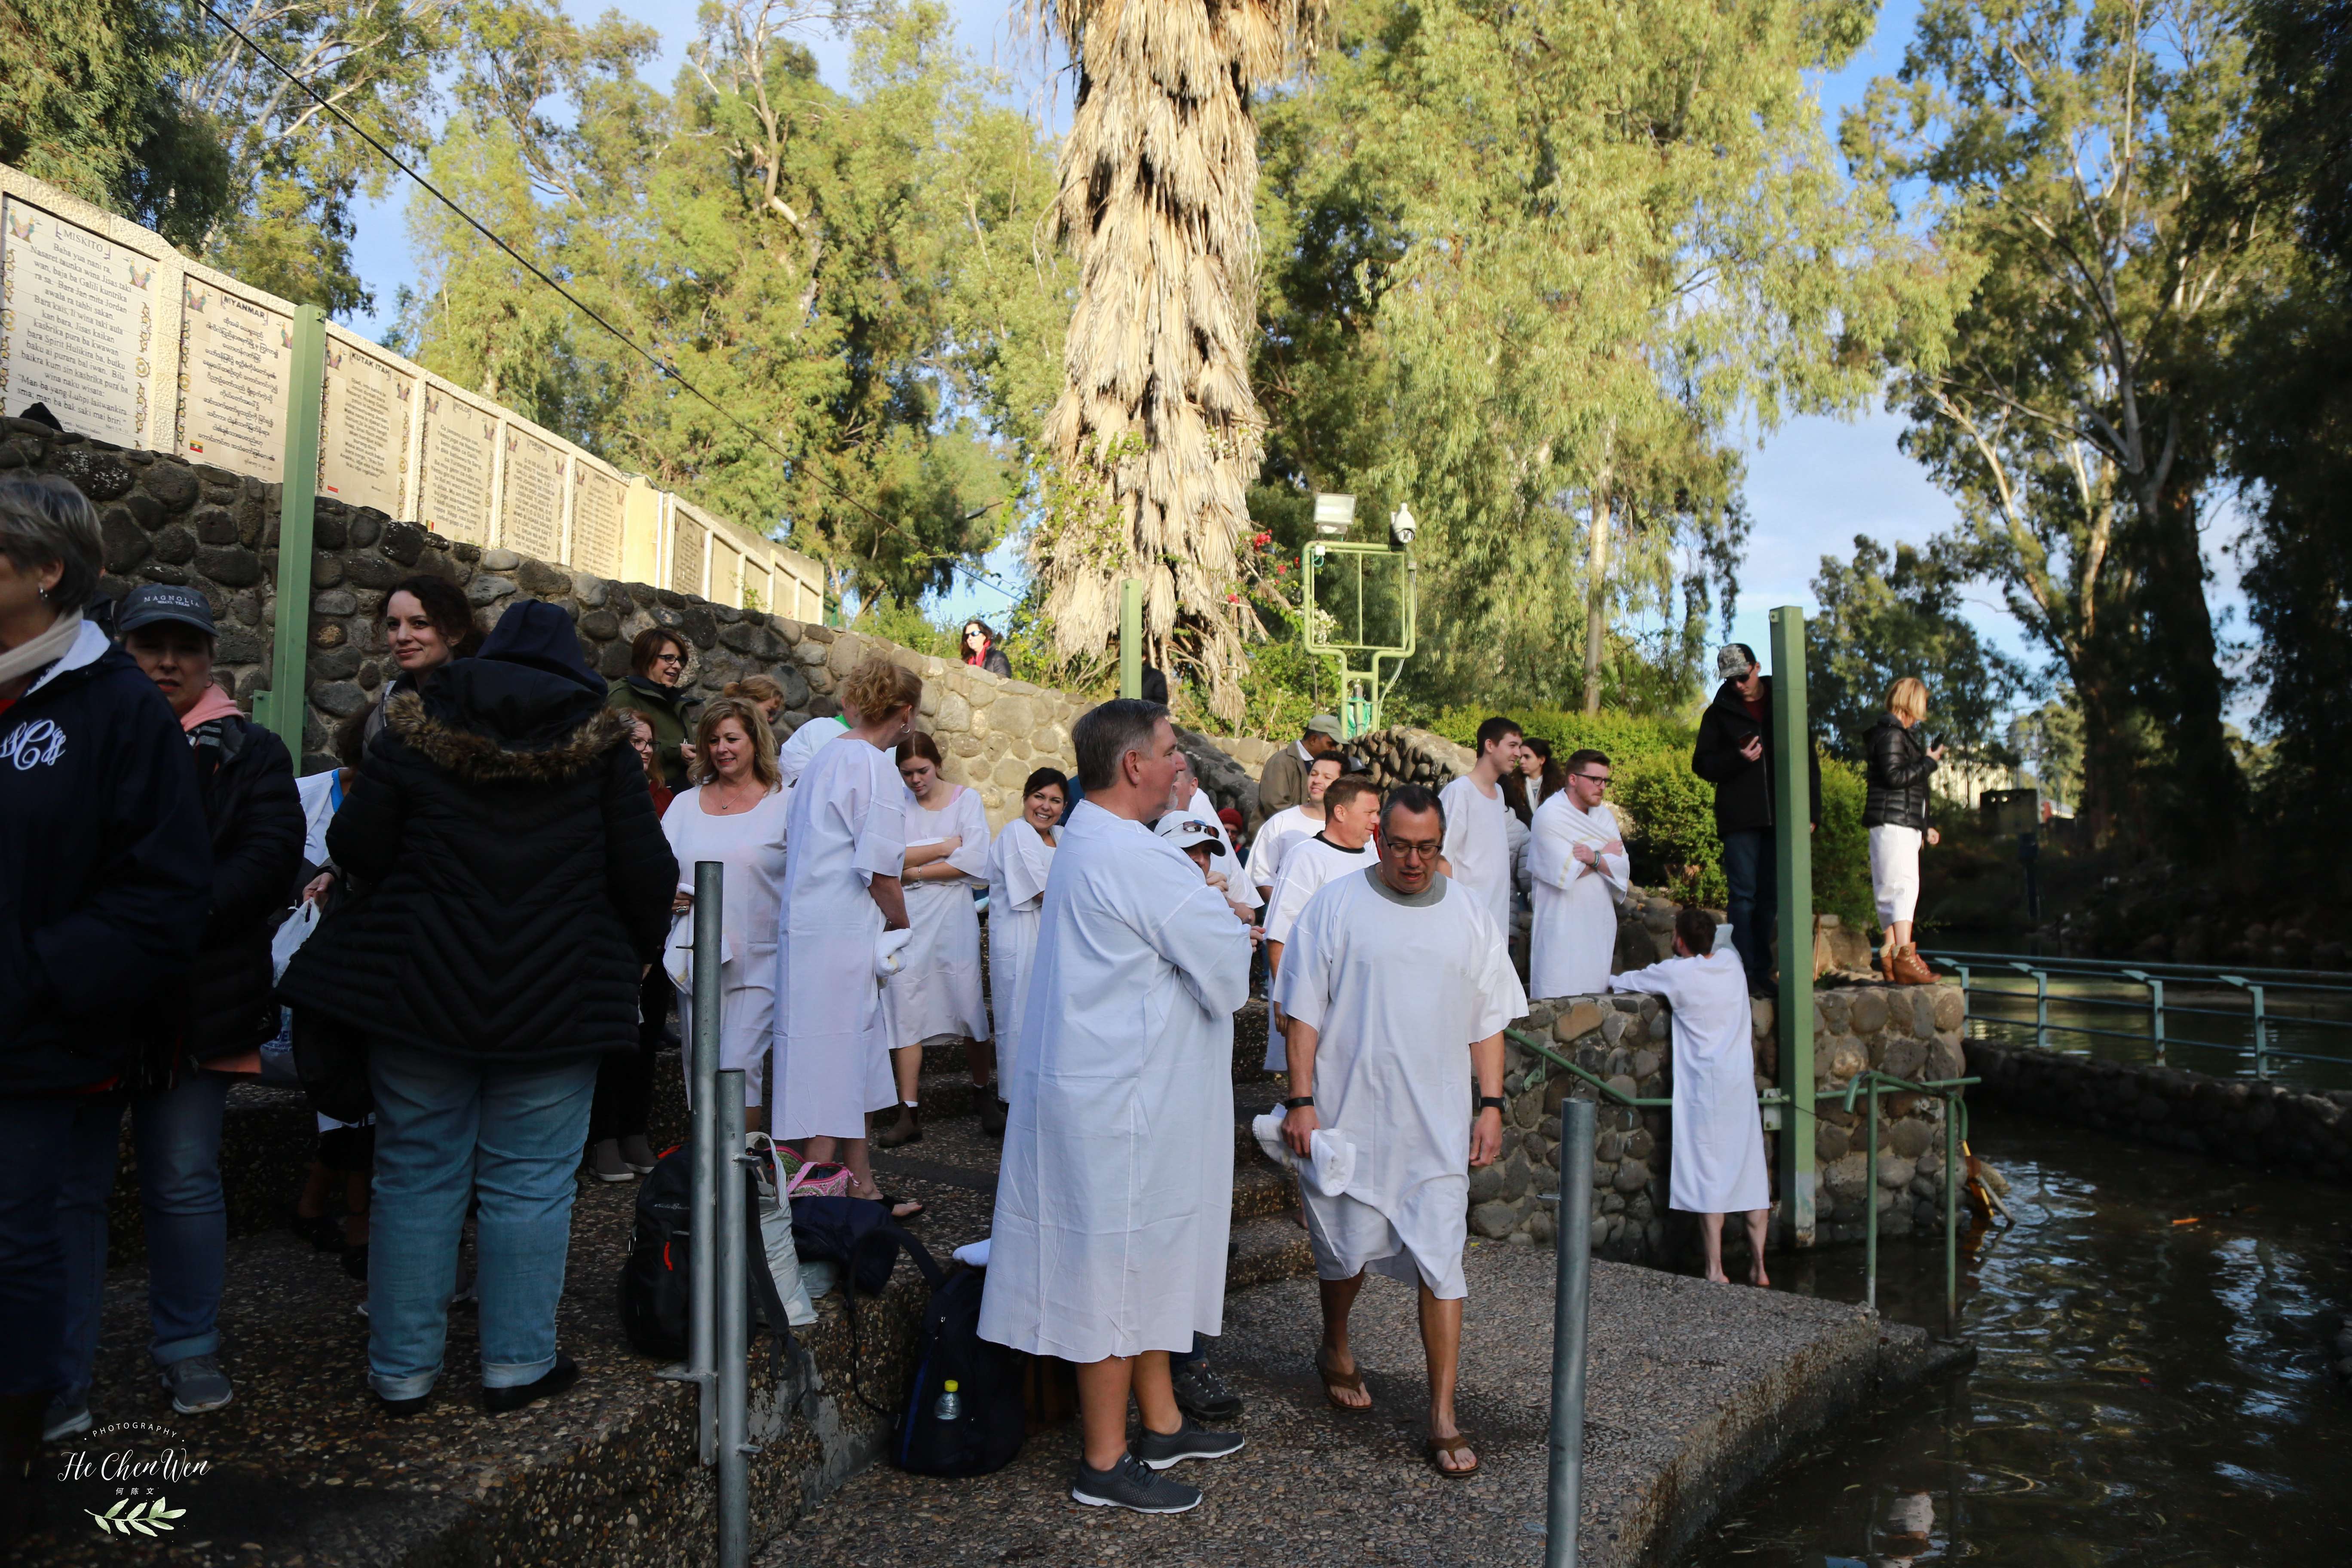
[1844,0,2284,837]
[1027,0,1328,723]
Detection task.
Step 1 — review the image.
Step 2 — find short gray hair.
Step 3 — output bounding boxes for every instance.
[0,473,104,612]
[1073,698,1168,791]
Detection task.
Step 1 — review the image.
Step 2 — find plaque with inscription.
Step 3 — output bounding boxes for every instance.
[177,279,292,480]
[420,389,495,543]
[710,543,742,609]
[499,426,564,562]
[670,509,707,596]
[320,339,414,514]
[570,464,625,579]
[0,197,159,447]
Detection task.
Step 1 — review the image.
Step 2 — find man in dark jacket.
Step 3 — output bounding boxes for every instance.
[1690,644,1822,997]
[0,476,210,1533]
[45,585,305,1442]
[279,599,675,1417]
[1258,714,1344,817]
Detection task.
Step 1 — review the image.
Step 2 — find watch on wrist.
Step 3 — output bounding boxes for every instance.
[1476,1095,1506,1112]
[1283,1095,1314,1110]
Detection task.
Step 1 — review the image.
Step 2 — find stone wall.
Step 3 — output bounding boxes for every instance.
[5,417,1087,826]
[1475,980,1972,1260]
[1966,1039,2352,1185]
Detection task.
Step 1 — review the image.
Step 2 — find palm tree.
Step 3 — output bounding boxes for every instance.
[1031,0,1324,723]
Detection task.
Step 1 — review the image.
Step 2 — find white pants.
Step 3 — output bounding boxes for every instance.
[1868,824,1923,927]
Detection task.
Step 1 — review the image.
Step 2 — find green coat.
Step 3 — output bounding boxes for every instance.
[606,674,698,792]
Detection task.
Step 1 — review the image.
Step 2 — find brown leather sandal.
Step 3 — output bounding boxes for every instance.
[1425,1432,1479,1478]
[1315,1350,1370,1412]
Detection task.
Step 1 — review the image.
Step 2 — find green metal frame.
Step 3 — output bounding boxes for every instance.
[1770,606,1816,1247]
[255,305,328,762]
[1302,540,1415,738]
[1119,579,1142,700]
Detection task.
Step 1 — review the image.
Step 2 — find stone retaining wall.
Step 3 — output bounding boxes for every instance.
[4,417,1088,826]
[1477,980,1972,1260]
[1966,1039,2352,1184]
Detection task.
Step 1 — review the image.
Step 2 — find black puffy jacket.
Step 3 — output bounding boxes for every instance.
[1690,677,1822,835]
[277,654,677,1063]
[0,622,211,1096]
[186,716,305,1064]
[1862,715,1936,830]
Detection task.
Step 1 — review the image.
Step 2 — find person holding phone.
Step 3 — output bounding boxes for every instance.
[1863,677,1945,984]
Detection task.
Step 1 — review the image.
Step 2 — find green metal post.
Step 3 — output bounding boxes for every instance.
[1865,1076,1879,1313]
[1943,1092,1960,1337]
[1118,578,1142,701]
[1770,606,1816,1248]
[260,304,327,762]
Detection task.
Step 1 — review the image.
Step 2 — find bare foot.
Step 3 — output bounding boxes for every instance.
[1749,1264,1771,1288]
[1703,1267,1730,1283]
[1317,1347,1372,1410]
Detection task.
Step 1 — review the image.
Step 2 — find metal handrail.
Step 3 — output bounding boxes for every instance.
[1839,1069,1976,1336]
[1923,946,2352,989]
[1504,1026,1672,1108]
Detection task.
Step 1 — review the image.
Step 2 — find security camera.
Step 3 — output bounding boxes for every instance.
[1389,502,1417,548]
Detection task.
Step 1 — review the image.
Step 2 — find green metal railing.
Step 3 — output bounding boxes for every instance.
[1506,1027,1979,1337]
[1925,947,2352,1081]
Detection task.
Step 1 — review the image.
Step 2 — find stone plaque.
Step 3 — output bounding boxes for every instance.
[710,542,741,609]
[670,509,706,596]
[571,464,625,579]
[0,196,159,447]
[320,338,413,514]
[499,426,563,562]
[177,278,291,480]
[419,389,496,543]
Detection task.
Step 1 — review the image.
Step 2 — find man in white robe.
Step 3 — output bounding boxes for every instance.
[1528,747,1630,996]
[1259,775,1379,1069]
[979,700,1252,1514]
[1246,752,1344,903]
[1438,715,1522,934]
[777,712,848,788]
[1275,784,1525,1479]
[1611,905,1772,1285]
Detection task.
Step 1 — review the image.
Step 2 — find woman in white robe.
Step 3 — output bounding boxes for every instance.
[662,698,789,1128]
[1528,764,1629,997]
[772,659,922,1218]
[874,731,992,1148]
[983,768,1065,1129]
[1610,907,1771,1286]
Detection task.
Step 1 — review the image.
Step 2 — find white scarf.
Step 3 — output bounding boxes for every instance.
[0,611,84,689]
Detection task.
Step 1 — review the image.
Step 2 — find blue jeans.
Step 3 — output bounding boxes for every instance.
[55,1073,234,1398]
[0,1098,80,1398]
[1720,829,1777,995]
[366,1047,598,1399]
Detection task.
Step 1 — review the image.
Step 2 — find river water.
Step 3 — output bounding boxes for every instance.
[1675,1106,2352,1567]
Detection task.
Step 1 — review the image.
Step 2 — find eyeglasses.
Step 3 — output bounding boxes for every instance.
[1573,773,1611,787]
[652,651,685,665]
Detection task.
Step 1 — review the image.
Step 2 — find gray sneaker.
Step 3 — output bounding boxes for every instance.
[1132,1416,1247,1470]
[1170,1357,1244,1421]
[618,1134,659,1174]
[159,1355,234,1415]
[42,1395,91,1443]
[1071,1451,1203,1513]
[587,1139,634,1183]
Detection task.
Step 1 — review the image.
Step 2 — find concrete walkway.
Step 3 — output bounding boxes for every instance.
[763,1242,1948,1568]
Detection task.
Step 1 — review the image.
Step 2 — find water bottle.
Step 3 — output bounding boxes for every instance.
[933,1378,961,1423]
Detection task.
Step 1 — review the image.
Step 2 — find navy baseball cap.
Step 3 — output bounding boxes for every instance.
[116,583,218,638]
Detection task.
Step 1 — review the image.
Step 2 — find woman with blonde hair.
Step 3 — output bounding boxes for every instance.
[773,659,925,1218]
[643,698,787,1159]
[875,730,993,1148]
[721,674,787,729]
[1863,677,1945,984]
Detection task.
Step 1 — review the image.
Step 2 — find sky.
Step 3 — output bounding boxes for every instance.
[331,0,2248,720]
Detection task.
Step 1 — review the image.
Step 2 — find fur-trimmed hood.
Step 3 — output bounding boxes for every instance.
[385,677,631,784]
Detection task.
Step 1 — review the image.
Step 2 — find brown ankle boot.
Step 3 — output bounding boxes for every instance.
[1891,944,1937,985]
[876,1102,923,1148]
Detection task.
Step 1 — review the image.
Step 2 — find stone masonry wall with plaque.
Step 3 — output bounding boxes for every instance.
[176,276,291,481]
[0,197,163,447]
[419,389,496,543]
[319,336,413,515]
[499,425,564,561]
[571,462,625,581]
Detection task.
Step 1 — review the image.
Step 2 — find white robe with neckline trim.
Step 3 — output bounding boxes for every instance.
[1528,793,1628,998]
[977,799,1251,1362]
[893,783,991,1047]
[1610,947,1769,1214]
[983,816,1055,1090]
[1260,832,1377,1069]
[1439,774,1513,934]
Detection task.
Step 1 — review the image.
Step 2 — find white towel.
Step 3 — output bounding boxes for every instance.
[873,925,913,983]
[662,913,734,990]
[1249,1109,1358,1197]
[952,1238,992,1268]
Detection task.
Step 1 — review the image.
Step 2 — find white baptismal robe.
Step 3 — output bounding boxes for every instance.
[1244,803,1320,894]
[978,800,1251,1362]
[894,783,992,1046]
[983,817,1055,1089]
[772,735,902,1140]
[1610,947,1769,1214]
[1528,794,1629,998]
[1272,870,1526,1299]
[1438,774,1513,933]
[777,715,847,788]
[1180,785,1259,914]
[1261,832,1376,1068]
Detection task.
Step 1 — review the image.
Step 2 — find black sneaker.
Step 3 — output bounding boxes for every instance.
[1132,1416,1246,1470]
[1170,1358,1243,1421]
[483,1354,578,1415]
[978,1096,1008,1136]
[1070,1452,1203,1513]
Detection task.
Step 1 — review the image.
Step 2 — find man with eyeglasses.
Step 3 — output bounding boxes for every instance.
[1692,644,1819,998]
[1528,748,1628,996]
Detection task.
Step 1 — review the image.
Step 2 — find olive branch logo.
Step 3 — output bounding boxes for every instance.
[87,1496,186,1536]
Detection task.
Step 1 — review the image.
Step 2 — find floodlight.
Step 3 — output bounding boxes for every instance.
[1312,492,1357,538]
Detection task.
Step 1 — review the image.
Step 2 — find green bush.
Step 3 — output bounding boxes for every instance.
[1426,706,1870,922]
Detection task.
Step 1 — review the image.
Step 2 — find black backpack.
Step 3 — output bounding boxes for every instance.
[786,1195,939,1419]
[894,1261,1025,1477]
[617,1143,798,1367]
